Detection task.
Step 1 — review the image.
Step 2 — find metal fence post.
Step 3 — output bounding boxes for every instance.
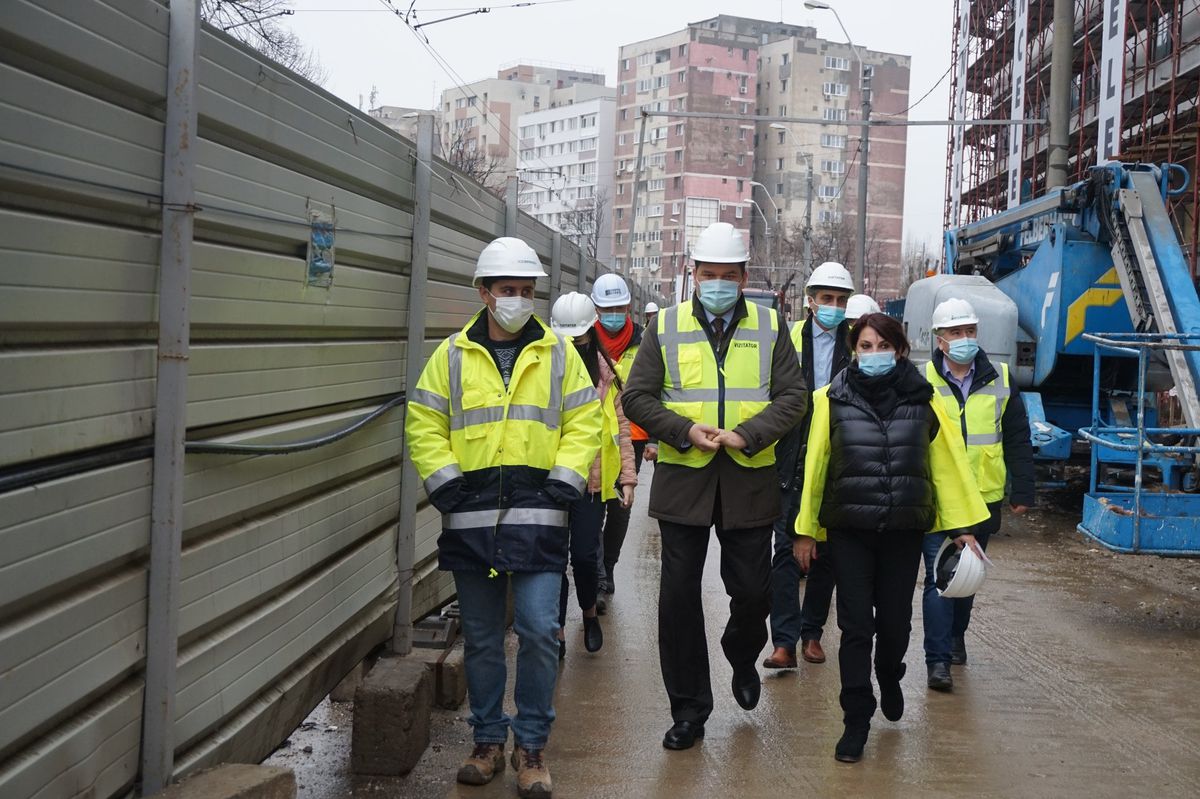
[141,0,198,793]
[393,112,435,654]
[551,232,562,302]
[578,247,587,292]
[505,175,519,237]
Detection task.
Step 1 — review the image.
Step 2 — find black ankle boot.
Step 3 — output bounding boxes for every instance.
[583,615,603,652]
[835,725,870,762]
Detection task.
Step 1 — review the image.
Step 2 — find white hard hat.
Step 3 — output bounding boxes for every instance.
[806,261,855,293]
[592,273,631,307]
[692,222,749,264]
[473,237,547,285]
[645,301,660,314]
[934,537,987,598]
[550,292,597,337]
[932,297,980,330]
[846,294,881,320]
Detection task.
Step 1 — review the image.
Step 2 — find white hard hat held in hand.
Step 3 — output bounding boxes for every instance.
[692,222,749,264]
[592,273,632,307]
[473,237,547,285]
[935,537,987,598]
[932,297,980,330]
[806,261,855,293]
[550,292,598,337]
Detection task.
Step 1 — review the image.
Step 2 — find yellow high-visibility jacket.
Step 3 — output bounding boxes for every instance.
[405,310,601,573]
[796,382,989,541]
[926,360,1012,503]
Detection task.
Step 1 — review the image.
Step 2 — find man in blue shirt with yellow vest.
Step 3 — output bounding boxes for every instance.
[623,223,807,751]
[406,237,601,797]
[922,297,1034,691]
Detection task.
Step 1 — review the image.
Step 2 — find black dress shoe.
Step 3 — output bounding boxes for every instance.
[927,662,953,691]
[583,615,603,653]
[558,639,566,660]
[951,636,968,665]
[732,665,761,710]
[662,721,705,750]
[834,725,869,762]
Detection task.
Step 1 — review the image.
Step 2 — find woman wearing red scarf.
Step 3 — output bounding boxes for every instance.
[591,273,654,599]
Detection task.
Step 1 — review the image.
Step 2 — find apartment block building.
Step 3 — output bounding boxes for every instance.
[516,84,617,267]
[614,16,911,300]
[613,19,760,299]
[440,62,605,189]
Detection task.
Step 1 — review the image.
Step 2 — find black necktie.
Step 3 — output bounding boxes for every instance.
[712,316,725,341]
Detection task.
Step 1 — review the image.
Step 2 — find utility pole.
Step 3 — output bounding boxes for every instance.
[624,110,649,275]
[803,154,814,276]
[855,62,873,290]
[1047,0,1073,187]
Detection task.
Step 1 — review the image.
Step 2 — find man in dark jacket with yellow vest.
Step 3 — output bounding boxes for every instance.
[623,222,807,751]
[922,297,1034,691]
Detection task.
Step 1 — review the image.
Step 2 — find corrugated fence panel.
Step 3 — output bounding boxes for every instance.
[0,1,621,796]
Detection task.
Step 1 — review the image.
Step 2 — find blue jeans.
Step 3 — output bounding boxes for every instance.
[454,569,562,749]
[921,502,1001,664]
[768,488,803,650]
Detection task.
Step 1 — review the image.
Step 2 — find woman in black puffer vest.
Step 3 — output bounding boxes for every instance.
[792,314,988,763]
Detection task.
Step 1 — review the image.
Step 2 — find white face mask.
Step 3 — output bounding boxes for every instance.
[488,293,535,333]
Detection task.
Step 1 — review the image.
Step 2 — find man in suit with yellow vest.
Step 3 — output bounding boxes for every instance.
[406,236,601,797]
[623,222,807,751]
[922,297,1034,692]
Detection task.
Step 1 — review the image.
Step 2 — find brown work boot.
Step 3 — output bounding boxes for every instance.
[801,639,827,664]
[456,742,505,785]
[510,745,552,797]
[762,646,798,669]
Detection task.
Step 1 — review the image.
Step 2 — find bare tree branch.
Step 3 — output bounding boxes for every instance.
[442,128,506,190]
[559,188,609,262]
[201,0,327,85]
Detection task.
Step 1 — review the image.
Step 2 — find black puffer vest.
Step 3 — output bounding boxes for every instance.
[819,359,940,533]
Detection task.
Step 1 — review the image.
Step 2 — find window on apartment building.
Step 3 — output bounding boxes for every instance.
[742,48,750,61]
[781,79,788,92]
[823,107,849,121]
[738,128,747,141]
[825,56,850,71]
[638,52,652,66]
[777,130,786,145]
[675,149,683,163]
[823,82,849,97]
[520,125,533,138]
[648,178,666,191]
[617,183,625,195]
[618,133,626,146]
[679,44,687,57]
[615,208,624,219]
[819,185,840,199]
[615,232,623,245]
[821,133,847,148]
[776,158,785,170]
[622,58,630,70]
[675,123,685,136]
[636,78,652,92]
[736,179,744,192]
[735,205,744,219]
[674,176,682,189]
[621,108,628,121]
[775,183,784,195]
[822,159,845,174]
[782,53,789,66]
[672,201,682,215]
[778,105,787,115]
[819,209,843,223]
[655,75,669,89]
[678,71,686,83]
[737,154,746,166]
[621,83,628,96]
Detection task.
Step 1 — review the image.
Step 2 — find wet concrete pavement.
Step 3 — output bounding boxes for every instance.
[272,483,1200,798]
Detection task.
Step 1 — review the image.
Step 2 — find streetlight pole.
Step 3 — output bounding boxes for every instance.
[768,123,815,278]
[749,182,780,285]
[805,1,869,290]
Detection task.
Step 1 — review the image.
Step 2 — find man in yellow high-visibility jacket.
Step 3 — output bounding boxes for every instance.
[921,297,1034,692]
[405,237,601,797]
[623,222,807,751]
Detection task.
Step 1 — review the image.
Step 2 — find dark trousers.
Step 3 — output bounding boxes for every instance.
[558,492,606,627]
[601,439,646,576]
[922,501,1001,663]
[799,539,836,642]
[768,489,803,649]
[658,516,771,724]
[829,527,924,727]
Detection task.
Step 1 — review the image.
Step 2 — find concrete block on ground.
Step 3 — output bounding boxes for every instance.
[408,644,467,709]
[352,656,433,776]
[329,661,365,702]
[154,765,295,799]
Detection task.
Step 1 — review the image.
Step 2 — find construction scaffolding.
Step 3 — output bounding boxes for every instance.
[945,0,1200,274]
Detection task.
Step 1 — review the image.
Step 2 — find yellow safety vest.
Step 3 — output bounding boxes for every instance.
[406,311,601,503]
[597,386,621,501]
[657,301,778,469]
[925,359,1011,503]
[789,320,805,360]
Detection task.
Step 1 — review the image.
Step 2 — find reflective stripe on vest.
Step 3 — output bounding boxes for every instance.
[658,302,777,469]
[928,360,1011,501]
[446,333,567,431]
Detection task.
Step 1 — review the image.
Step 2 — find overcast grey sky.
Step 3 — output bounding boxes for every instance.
[281,0,954,247]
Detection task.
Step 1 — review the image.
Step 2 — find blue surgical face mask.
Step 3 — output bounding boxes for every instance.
[857,351,897,376]
[945,336,979,365]
[599,312,627,333]
[814,304,846,330]
[697,279,741,314]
